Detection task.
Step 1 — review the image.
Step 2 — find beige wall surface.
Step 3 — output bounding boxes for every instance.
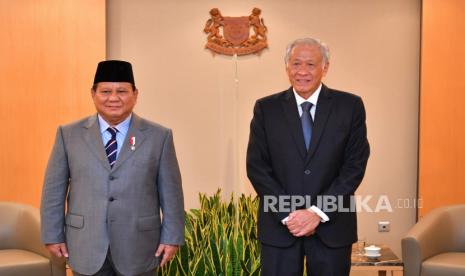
[107,0,420,256]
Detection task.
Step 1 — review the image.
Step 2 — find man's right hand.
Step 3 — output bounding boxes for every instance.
[286,209,320,237]
[46,243,69,258]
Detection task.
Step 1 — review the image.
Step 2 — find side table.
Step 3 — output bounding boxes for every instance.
[351,244,403,276]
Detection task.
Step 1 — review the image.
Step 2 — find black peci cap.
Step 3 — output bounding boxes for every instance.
[93,60,135,85]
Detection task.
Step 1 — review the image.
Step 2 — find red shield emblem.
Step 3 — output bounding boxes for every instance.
[223,17,249,46]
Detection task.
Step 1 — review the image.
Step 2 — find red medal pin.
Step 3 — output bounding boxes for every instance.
[130,136,136,151]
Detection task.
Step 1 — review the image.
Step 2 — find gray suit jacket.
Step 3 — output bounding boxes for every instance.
[40,113,184,276]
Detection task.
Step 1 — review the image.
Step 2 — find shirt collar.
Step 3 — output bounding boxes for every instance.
[293,83,322,107]
[98,113,132,135]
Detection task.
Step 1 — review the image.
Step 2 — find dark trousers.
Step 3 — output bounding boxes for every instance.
[72,250,156,276]
[260,235,351,276]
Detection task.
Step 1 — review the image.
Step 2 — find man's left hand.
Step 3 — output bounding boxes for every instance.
[155,244,179,267]
[286,209,320,237]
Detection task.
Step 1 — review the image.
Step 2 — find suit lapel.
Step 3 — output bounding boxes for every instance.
[83,115,112,172]
[112,113,147,171]
[280,88,307,159]
[306,85,333,164]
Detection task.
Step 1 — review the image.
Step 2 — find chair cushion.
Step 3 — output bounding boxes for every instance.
[0,249,51,276]
[422,252,465,276]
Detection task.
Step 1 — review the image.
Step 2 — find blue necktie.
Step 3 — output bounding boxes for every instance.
[301,102,313,150]
[105,127,118,168]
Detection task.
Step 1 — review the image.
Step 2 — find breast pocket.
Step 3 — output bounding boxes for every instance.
[133,157,158,168]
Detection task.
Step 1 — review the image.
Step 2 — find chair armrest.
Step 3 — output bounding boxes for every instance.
[402,235,422,276]
[17,204,66,276]
[16,205,49,257]
[402,208,455,276]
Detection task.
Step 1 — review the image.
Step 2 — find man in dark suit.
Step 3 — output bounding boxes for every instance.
[41,60,184,276]
[246,38,370,276]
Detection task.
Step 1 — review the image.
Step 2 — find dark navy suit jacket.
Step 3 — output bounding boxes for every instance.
[246,84,370,248]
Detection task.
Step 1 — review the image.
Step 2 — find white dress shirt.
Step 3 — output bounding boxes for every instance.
[282,84,330,225]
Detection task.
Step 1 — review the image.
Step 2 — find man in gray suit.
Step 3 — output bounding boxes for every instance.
[40,60,184,276]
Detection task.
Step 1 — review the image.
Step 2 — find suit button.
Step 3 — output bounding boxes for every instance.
[109,176,115,180]
[109,197,115,202]
[304,170,311,175]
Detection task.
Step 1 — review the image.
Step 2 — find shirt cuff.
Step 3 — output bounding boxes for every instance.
[281,205,329,225]
[308,205,330,222]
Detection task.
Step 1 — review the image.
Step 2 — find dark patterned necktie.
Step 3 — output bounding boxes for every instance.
[301,102,313,150]
[105,127,118,168]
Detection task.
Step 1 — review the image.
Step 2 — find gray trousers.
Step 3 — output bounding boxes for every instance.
[72,250,156,276]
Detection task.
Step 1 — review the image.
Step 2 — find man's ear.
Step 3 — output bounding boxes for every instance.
[323,62,330,76]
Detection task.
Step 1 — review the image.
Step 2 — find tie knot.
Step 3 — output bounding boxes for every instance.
[107,127,118,138]
[301,102,313,112]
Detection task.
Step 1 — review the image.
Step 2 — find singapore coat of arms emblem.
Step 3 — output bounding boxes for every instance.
[203,8,268,56]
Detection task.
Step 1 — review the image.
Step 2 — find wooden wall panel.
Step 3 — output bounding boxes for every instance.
[0,0,105,207]
[419,0,465,217]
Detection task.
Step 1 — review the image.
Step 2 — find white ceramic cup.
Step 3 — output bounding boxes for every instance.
[364,245,381,256]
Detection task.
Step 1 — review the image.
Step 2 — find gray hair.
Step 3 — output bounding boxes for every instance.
[284,38,330,65]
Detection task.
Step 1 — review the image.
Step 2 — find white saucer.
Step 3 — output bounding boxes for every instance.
[365,253,381,258]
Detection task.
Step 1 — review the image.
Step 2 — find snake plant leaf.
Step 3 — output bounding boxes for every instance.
[179,244,188,275]
[228,235,240,276]
[191,208,201,219]
[195,222,202,244]
[160,191,260,276]
[250,264,261,276]
[167,259,177,276]
[243,243,251,271]
[191,252,205,276]
[240,259,251,275]
[210,237,222,275]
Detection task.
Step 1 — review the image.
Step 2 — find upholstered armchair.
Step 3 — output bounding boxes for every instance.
[402,204,465,276]
[0,202,66,276]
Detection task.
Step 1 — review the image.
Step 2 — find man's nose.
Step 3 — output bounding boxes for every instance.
[107,91,120,100]
[297,68,309,75]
